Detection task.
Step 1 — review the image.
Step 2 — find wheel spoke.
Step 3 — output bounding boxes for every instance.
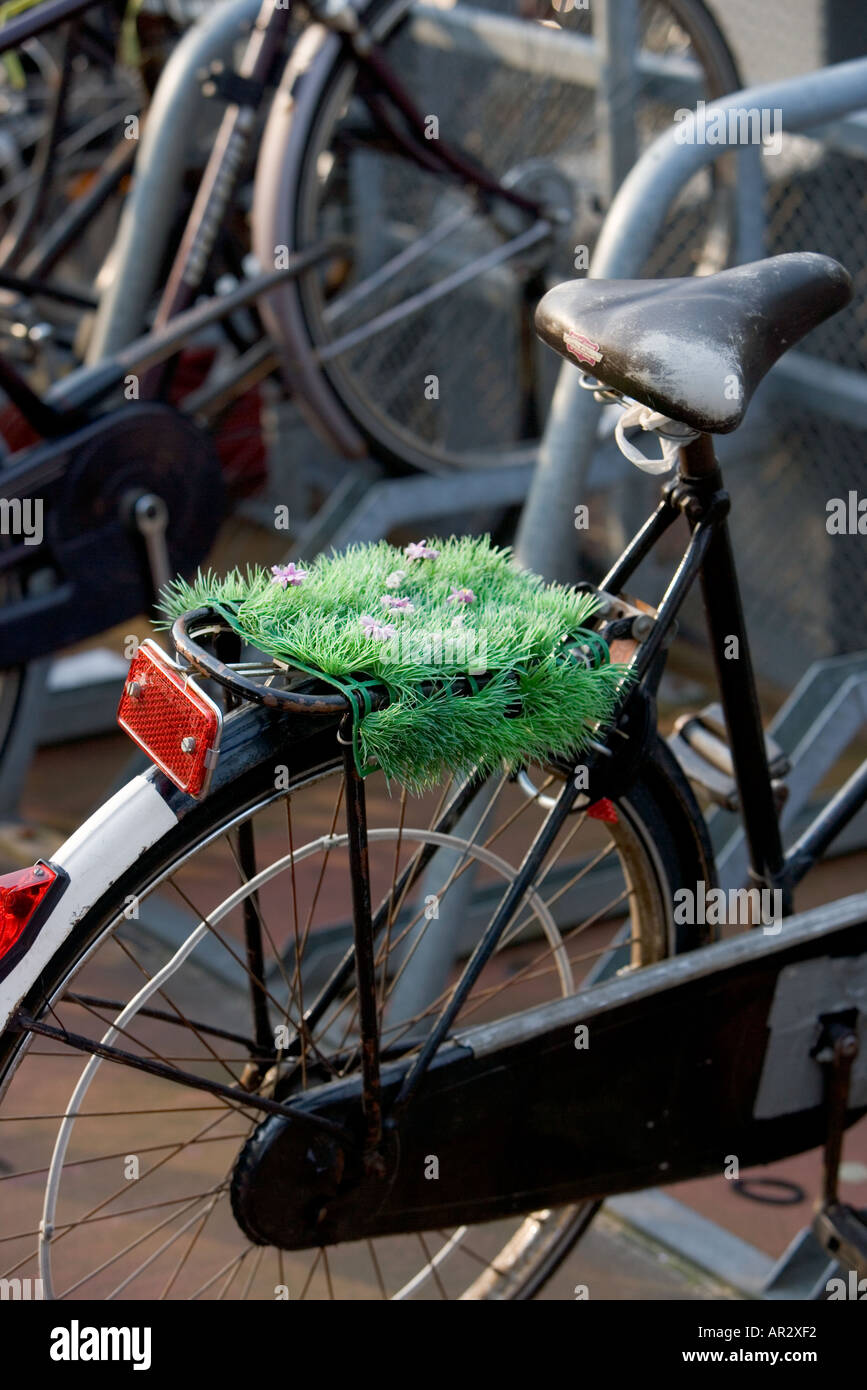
[60,1189,229,1302]
[367,1239,388,1300]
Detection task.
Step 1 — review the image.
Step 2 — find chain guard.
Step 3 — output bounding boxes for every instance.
[230,905,867,1250]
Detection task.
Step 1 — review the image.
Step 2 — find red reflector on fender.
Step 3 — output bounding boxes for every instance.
[118,639,223,798]
[0,862,58,962]
[587,798,618,823]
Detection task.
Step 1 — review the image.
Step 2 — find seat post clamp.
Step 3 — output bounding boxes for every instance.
[663,475,730,527]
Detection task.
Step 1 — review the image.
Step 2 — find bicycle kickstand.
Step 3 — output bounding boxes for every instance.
[811,1014,867,1280]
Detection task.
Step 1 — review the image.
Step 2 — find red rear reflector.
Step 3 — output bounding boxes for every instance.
[0,862,58,963]
[118,639,223,798]
[587,797,618,823]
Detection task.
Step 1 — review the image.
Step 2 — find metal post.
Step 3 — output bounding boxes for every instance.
[594,0,640,207]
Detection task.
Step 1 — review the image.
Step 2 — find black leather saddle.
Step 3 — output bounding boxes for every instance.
[535,253,852,434]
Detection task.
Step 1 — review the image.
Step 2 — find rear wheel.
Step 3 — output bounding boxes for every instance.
[259,0,740,472]
[0,731,712,1299]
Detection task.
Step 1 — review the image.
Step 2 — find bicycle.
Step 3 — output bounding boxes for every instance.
[0,248,863,1300]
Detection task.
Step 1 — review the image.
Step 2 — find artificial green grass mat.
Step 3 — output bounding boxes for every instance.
[159,536,629,790]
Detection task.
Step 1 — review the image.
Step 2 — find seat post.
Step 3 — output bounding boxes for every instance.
[679,435,793,914]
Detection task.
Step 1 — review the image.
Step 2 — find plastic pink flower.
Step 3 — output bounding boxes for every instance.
[360,614,397,640]
[381,594,415,613]
[385,569,406,589]
[446,586,476,605]
[270,562,308,588]
[404,539,439,561]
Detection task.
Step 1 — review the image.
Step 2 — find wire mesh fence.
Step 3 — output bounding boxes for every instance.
[734,134,867,682]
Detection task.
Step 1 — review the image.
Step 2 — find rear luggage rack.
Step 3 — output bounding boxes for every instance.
[170,607,510,716]
[171,608,353,716]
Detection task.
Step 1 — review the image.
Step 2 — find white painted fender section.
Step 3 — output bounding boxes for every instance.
[0,775,178,1030]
